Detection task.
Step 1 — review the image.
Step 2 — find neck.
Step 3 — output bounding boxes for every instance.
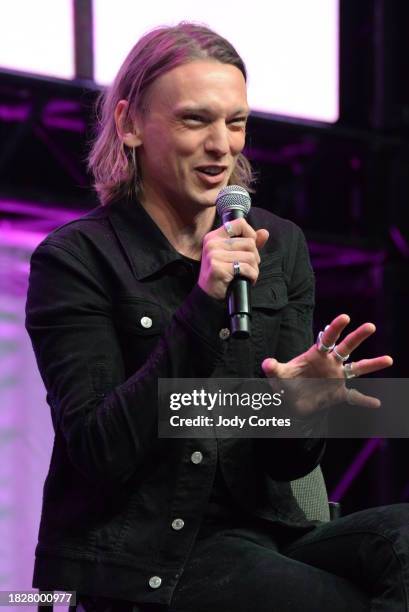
[139,190,216,261]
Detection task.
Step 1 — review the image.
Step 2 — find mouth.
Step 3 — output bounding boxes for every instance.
[195,165,228,185]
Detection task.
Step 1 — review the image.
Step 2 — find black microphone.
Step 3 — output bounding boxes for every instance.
[216,185,252,338]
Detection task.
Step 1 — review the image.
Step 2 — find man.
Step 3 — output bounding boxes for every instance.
[26,23,408,612]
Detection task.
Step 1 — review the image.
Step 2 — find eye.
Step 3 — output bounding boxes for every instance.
[228,116,247,129]
[183,114,207,125]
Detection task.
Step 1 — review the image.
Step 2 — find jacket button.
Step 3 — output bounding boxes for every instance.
[190,451,203,464]
[148,575,162,589]
[171,518,185,530]
[219,327,230,340]
[140,316,153,328]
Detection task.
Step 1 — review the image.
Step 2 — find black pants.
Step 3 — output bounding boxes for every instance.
[73,504,409,612]
[170,504,409,612]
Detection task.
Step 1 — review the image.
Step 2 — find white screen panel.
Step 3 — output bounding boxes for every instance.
[0,0,74,79]
[94,0,339,123]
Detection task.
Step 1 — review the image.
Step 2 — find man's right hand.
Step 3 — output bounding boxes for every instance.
[198,218,269,300]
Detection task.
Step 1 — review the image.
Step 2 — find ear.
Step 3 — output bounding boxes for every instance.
[114,99,143,148]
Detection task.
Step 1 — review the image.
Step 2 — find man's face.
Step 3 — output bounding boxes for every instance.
[136,60,249,212]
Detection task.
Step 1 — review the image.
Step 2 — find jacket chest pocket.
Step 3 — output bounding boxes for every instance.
[251,275,289,364]
[114,297,164,376]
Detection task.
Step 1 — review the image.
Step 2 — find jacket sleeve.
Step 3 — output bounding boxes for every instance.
[276,223,315,362]
[25,240,226,486]
[256,224,326,481]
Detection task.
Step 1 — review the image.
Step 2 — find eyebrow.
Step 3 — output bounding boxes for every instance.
[175,106,250,117]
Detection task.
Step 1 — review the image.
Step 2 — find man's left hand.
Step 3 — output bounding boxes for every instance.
[261,314,393,415]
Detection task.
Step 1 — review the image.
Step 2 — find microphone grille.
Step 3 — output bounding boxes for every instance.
[215,185,251,217]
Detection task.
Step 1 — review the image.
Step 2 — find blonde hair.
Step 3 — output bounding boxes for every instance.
[88,22,254,205]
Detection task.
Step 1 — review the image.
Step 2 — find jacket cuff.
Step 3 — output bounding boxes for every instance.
[175,284,227,353]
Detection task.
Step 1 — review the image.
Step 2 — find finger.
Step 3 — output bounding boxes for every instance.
[256,229,269,250]
[208,239,261,267]
[319,314,350,349]
[345,388,380,409]
[215,237,261,259]
[218,218,257,240]
[262,358,280,377]
[209,248,260,269]
[226,261,259,284]
[220,250,260,266]
[261,358,289,378]
[335,322,376,358]
[351,355,393,377]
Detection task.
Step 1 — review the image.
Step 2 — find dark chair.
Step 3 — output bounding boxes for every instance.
[291,465,340,522]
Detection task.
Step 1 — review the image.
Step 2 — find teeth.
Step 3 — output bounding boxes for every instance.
[199,167,223,175]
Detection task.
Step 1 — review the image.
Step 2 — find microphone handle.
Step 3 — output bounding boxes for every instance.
[222,209,251,338]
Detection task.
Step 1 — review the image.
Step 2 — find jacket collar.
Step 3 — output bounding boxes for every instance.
[105,196,220,281]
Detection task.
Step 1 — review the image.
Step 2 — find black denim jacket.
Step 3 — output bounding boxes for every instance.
[25,197,324,605]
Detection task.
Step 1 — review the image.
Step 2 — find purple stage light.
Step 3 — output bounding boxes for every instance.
[330,439,385,502]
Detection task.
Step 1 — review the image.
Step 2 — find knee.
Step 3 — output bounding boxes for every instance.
[355,504,409,538]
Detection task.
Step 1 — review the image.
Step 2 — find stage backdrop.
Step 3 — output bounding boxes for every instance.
[0,218,64,610]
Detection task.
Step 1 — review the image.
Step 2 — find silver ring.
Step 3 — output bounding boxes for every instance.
[343,362,357,379]
[316,330,336,353]
[233,260,241,277]
[332,346,350,363]
[224,222,235,238]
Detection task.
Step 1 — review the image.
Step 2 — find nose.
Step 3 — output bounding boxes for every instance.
[204,121,230,157]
